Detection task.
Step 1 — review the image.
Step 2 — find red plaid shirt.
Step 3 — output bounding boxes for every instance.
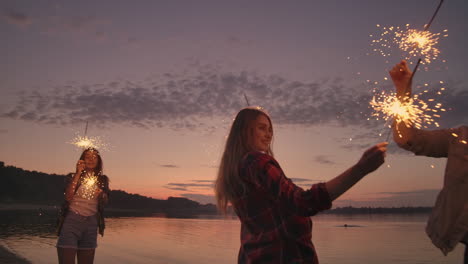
[232,151,332,264]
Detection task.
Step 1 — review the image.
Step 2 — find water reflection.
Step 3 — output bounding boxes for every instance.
[0,210,464,264]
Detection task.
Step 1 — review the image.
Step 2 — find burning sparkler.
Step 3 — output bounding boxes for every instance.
[69,121,108,150]
[370,24,447,65]
[70,134,106,150]
[369,87,445,139]
[81,171,99,200]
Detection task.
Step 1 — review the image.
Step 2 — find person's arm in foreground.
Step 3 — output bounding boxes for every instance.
[325,142,387,201]
[390,60,450,157]
[253,142,387,215]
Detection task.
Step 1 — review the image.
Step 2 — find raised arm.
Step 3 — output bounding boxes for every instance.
[389,60,450,157]
[64,159,85,201]
[325,142,387,201]
[246,143,387,216]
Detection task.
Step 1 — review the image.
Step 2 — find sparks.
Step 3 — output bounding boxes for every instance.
[70,134,106,150]
[370,24,447,65]
[369,87,445,138]
[81,172,99,200]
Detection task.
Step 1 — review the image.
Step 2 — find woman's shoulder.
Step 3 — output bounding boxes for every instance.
[242,151,277,169]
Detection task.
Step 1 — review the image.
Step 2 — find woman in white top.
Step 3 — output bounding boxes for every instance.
[56,148,110,264]
[390,60,468,262]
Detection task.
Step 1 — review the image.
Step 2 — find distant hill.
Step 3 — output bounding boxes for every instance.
[324,206,432,214]
[0,161,218,215]
[0,161,432,215]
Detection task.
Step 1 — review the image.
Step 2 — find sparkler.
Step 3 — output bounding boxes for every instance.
[369,87,445,139]
[243,92,250,106]
[369,0,447,140]
[80,171,99,200]
[370,24,447,67]
[371,0,447,79]
[69,121,108,150]
[70,134,105,150]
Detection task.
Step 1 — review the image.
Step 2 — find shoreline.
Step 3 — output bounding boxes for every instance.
[0,244,31,264]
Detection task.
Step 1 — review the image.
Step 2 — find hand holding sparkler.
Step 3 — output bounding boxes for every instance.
[355,142,388,175]
[389,60,413,98]
[76,160,86,174]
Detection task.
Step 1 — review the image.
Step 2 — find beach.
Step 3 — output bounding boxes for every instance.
[0,244,31,264]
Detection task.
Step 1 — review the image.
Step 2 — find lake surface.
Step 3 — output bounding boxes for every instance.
[0,211,464,263]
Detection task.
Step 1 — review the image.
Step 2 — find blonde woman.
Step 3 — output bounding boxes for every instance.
[215,107,387,263]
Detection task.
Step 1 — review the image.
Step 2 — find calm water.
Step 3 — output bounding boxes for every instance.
[0,211,464,263]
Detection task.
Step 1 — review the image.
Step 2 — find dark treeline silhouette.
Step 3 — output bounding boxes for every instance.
[0,161,432,215]
[324,206,432,214]
[0,161,217,214]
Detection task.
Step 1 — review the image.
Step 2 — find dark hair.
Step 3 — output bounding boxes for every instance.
[79,148,103,175]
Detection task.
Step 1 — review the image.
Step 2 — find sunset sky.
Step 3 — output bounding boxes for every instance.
[1,0,467,207]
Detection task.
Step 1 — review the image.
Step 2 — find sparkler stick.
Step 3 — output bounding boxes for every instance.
[243,92,250,106]
[379,0,445,141]
[84,121,89,137]
[405,0,445,94]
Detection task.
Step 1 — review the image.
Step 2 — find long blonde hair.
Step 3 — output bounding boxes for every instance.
[215,107,273,213]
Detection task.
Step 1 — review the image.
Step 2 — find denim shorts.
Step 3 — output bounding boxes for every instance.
[56,211,98,249]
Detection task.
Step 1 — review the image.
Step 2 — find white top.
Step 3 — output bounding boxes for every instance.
[69,181,99,216]
[397,125,468,255]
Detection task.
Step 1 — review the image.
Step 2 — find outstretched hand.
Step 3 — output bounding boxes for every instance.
[389,60,412,98]
[356,142,388,175]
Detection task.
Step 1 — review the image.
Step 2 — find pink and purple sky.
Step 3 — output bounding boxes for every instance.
[1,0,467,207]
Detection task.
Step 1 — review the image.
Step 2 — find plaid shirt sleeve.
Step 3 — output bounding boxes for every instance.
[243,152,332,216]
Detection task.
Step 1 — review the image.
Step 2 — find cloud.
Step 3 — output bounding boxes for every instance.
[289,177,322,189]
[164,181,214,192]
[2,10,32,28]
[192,180,215,183]
[3,63,467,133]
[2,7,113,42]
[41,15,111,38]
[160,164,180,168]
[314,155,336,165]
[289,177,321,183]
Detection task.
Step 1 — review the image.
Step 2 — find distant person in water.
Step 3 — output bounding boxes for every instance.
[390,60,468,263]
[56,148,110,264]
[215,107,388,263]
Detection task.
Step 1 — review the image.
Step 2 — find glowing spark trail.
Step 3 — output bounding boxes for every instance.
[70,135,105,150]
[369,88,445,138]
[371,24,447,65]
[81,172,98,200]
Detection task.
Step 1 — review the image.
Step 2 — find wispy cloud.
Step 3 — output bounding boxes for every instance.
[2,10,32,28]
[160,164,180,168]
[289,177,322,189]
[164,180,213,192]
[314,155,336,165]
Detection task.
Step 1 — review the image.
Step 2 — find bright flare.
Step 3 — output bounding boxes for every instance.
[370,88,444,138]
[81,172,98,200]
[371,24,447,65]
[70,135,106,150]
